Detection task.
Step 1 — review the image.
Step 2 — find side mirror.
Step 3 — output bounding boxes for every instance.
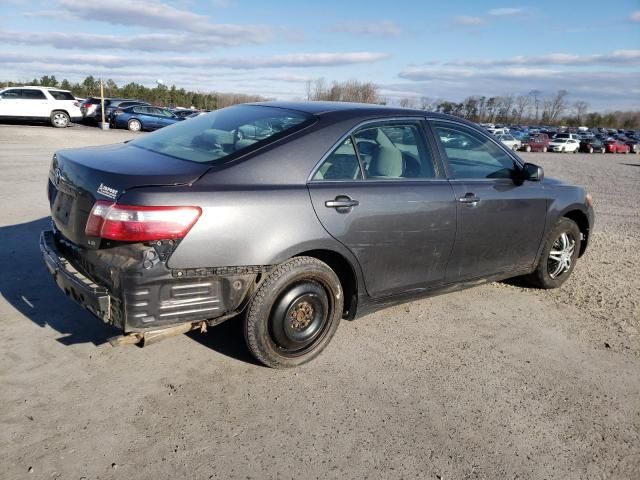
[522,162,544,182]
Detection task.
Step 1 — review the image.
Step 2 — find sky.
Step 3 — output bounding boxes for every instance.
[0,0,639,111]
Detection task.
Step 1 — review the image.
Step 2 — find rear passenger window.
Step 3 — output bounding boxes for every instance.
[22,89,47,99]
[353,123,435,179]
[313,137,363,181]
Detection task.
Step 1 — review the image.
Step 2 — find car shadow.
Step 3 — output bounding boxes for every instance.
[622,163,640,167]
[187,317,262,366]
[0,217,120,346]
[0,217,257,363]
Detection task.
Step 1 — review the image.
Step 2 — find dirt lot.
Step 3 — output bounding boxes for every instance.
[1,123,639,480]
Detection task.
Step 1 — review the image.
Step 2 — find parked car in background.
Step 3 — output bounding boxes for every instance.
[549,138,580,153]
[520,133,550,152]
[496,134,521,151]
[553,133,581,142]
[96,99,149,123]
[487,126,508,135]
[0,86,81,127]
[171,109,200,119]
[111,105,183,131]
[604,139,631,154]
[40,101,594,368]
[623,139,640,153]
[80,97,104,120]
[580,137,606,153]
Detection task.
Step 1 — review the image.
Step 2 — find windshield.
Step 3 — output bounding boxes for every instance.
[131,104,312,163]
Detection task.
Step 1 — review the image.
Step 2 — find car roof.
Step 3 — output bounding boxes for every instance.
[7,85,72,92]
[248,101,476,125]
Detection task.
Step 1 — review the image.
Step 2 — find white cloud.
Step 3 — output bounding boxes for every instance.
[56,0,274,44]
[0,30,251,51]
[629,11,640,23]
[487,7,528,16]
[387,68,640,110]
[444,50,640,67]
[453,15,485,26]
[0,51,389,70]
[330,21,402,37]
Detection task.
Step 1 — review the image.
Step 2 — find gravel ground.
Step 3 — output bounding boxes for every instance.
[0,123,639,480]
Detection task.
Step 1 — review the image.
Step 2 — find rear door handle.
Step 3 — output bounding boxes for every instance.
[325,195,359,211]
[458,193,480,205]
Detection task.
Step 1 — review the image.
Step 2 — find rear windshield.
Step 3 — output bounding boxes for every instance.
[130,105,312,163]
[49,90,75,100]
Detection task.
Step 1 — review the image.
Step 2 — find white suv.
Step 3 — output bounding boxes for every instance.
[0,86,82,127]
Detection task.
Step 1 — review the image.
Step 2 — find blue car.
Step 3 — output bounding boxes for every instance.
[112,105,183,131]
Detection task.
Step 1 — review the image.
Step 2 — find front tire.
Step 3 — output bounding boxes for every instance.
[525,145,532,152]
[50,111,70,128]
[128,119,142,132]
[526,218,581,289]
[244,256,343,368]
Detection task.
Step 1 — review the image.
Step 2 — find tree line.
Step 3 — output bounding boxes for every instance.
[0,75,266,110]
[304,78,639,130]
[3,75,638,129]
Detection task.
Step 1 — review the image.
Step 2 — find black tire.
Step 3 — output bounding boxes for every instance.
[50,111,69,128]
[244,256,343,368]
[526,218,581,289]
[573,147,578,154]
[128,118,142,132]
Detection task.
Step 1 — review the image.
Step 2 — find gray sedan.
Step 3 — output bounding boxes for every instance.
[41,102,594,368]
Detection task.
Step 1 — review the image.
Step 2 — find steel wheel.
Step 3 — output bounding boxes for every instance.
[244,256,343,368]
[128,119,142,132]
[269,281,330,356]
[547,232,576,279]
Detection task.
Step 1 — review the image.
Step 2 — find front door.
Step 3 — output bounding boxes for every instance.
[308,120,457,298]
[0,88,23,116]
[430,120,547,281]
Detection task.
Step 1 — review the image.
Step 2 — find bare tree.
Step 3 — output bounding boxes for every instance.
[514,95,531,123]
[529,90,542,122]
[547,89,569,123]
[572,100,589,123]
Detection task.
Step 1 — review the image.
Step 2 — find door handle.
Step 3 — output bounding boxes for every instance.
[325,196,359,211]
[458,193,480,205]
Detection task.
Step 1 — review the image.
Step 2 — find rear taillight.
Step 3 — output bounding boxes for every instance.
[85,201,202,242]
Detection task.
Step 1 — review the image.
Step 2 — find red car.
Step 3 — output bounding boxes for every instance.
[520,133,550,152]
[604,139,631,154]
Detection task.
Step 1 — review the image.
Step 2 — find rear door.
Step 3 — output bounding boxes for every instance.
[21,89,49,118]
[308,119,456,298]
[429,120,547,281]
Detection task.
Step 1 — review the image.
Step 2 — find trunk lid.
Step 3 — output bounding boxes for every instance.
[48,143,209,247]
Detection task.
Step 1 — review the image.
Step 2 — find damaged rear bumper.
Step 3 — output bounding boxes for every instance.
[40,230,262,333]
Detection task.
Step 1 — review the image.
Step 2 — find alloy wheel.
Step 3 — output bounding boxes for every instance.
[547,232,576,279]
